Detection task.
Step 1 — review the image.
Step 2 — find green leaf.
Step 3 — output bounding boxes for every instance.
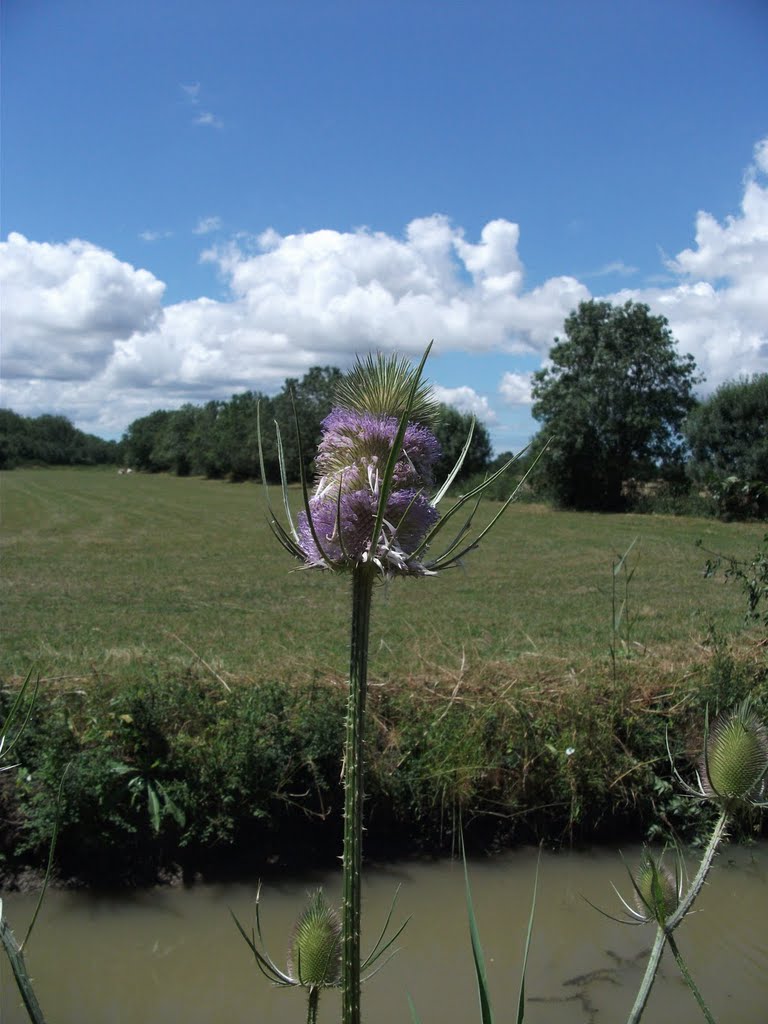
[406,992,423,1024]
[516,849,541,1024]
[146,780,161,833]
[462,835,495,1024]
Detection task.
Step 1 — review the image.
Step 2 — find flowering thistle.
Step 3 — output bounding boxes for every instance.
[587,847,684,929]
[630,850,682,926]
[258,344,539,579]
[255,343,539,1024]
[287,889,343,990]
[698,700,768,810]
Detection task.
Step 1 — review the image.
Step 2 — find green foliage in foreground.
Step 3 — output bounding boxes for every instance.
[1,645,765,886]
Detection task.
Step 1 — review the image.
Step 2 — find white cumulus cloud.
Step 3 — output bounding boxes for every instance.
[605,137,768,390]
[193,216,222,235]
[498,372,533,406]
[0,233,164,382]
[1,137,767,444]
[433,385,497,422]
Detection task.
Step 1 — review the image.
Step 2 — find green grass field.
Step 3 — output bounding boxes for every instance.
[1,467,764,688]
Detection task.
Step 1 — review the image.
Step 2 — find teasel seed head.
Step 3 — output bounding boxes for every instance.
[287,889,342,990]
[699,700,768,810]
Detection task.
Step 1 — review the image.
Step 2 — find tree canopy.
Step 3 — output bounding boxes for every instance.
[531,300,700,511]
[432,403,492,483]
[0,409,120,469]
[685,374,768,484]
[684,373,768,519]
[120,365,492,484]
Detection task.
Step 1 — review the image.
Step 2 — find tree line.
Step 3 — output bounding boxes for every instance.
[1,300,765,518]
[0,409,120,470]
[120,365,492,485]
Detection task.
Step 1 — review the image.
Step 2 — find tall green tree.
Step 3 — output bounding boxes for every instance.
[432,403,492,482]
[684,373,768,520]
[532,300,700,511]
[0,409,119,468]
[123,410,174,471]
[150,404,201,476]
[685,374,768,484]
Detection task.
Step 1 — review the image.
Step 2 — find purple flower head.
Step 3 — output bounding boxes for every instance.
[294,407,443,574]
[297,488,438,574]
[316,409,441,492]
[262,345,522,579]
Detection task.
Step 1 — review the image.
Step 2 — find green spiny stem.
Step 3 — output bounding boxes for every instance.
[627,810,729,1024]
[667,935,717,1024]
[342,563,375,1024]
[307,987,320,1024]
[666,810,729,931]
[0,914,47,1024]
[627,925,667,1024]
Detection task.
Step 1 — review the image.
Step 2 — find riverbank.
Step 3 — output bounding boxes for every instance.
[2,640,765,889]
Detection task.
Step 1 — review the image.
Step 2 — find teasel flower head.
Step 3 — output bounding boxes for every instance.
[696,700,768,811]
[588,847,684,928]
[631,849,681,925]
[287,889,343,990]
[259,343,544,578]
[232,885,341,992]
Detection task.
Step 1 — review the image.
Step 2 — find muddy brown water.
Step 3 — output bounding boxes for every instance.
[1,844,766,1023]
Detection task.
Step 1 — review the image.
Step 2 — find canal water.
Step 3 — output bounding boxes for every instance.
[1,843,766,1023]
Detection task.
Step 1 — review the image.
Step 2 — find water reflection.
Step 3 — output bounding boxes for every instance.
[1,844,766,1023]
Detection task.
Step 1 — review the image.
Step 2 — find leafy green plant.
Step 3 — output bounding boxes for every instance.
[699,533,768,627]
[109,759,185,833]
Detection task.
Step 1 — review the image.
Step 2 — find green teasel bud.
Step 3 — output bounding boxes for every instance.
[700,700,768,809]
[633,850,680,924]
[287,889,342,989]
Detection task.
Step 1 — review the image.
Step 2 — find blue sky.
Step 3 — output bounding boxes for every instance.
[2,0,767,453]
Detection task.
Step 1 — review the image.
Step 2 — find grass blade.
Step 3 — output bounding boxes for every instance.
[461,834,495,1024]
[516,847,541,1024]
[406,992,423,1024]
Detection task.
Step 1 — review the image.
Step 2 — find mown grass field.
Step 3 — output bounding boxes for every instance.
[1,467,764,689]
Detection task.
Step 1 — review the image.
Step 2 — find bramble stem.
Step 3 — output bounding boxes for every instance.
[342,563,375,1024]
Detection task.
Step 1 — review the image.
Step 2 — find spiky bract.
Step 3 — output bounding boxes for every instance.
[334,351,439,426]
